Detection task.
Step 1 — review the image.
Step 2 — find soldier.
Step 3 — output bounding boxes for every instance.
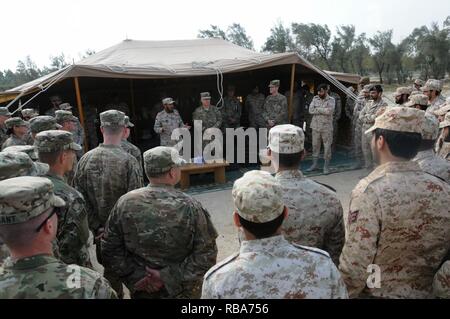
[358,84,388,169]
[201,170,348,299]
[411,111,450,183]
[285,83,305,127]
[0,107,11,147]
[358,77,370,91]
[350,85,370,169]
[35,130,91,267]
[46,95,63,116]
[2,117,29,150]
[435,99,450,122]
[413,79,424,92]
[221,85,242,130]
[267,124,344,264]
[406,94,429,111]
[433,261,450,298]
[262,80,288,129]
[329,89,342,152]
[436,112,450,160]
[2,145,39,161]
[192,92,222,131]
[21,108,39,121]
[245,85,266,129]
[394,87,412,106]
[29,116,61,141]
[422,79,446,114]
[154,97,189,146]
[74,110,143,297]
[102,146,218,299]
[0,176,117,298]
[58,103,85,154]
[121,116,143,173]
[339,107,450,298]
[307,84,335,174]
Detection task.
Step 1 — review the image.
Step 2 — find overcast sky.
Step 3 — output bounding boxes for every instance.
[2,0,449,70]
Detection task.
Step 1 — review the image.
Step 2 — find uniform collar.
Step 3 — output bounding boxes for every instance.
[240,235,288,254]
[413,149,435,162]
[275,169,304,180]
[99,143,121,149]
[7,254,58,270]
[46,172,65,182]
[370,161,421,176]
[148,183,174,189]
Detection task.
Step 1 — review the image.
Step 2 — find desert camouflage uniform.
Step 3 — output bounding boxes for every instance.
[426,95,446,115]
[275,170,344,264]
[202,235,348,299]
[329,92,342,149]
[2,135,27,150]
[154,109,184,146]
[359,98,388,168]
[245,93,266,128]
[262,94,289,128]
[339,161,450,298]
[436,142,450,160]
[221,96,242,129]
[309,95,335,161]
[352,94,367,161]
[433,261,450,298]
[413,150,450,183]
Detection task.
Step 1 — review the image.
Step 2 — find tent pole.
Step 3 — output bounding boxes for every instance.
[74,77,88,153]
[129,79,138,142]
[288,64,296,123]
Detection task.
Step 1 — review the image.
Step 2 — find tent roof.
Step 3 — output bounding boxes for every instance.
[1,38,360,98]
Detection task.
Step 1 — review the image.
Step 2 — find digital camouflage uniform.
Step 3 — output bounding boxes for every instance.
[0,176,116,299]
[221,96,242,129]
[3,145,39,161]
[245,92,266,128]
[433,261,450,298]
[308,95,335,161]
[192,106,222,131]
[340,108,450,299]
[29,116,61,137]
[0,107,11,146]
[352,93,368,162]
[154,109,184,146]
[202,170,348,299]
[262,94,289,128]
[102,147,218,298]
[121,140,143,172]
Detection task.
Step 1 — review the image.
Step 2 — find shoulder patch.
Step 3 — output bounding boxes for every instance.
[291,244,331,259]
[204,252,239,280]
[313,180,336,192]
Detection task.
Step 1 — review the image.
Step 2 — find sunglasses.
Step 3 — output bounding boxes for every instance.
[35,207,60,232]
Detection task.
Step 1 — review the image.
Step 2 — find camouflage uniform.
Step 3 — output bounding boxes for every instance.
[0,107,11,146]
[121,140,143,171]
[192,106,222,131]
[329,92,342,149]
[58,103,85,153]
[422,80,446,114]
[308,95,335,161]
[433,261,450,298]
[0,176,116,299]
[35,130,91,267]
[358,98,388,168]
[436,113,450,160]
[3,145,38,161]
[202,170,348,299]
[245,92,266,128]
[221,96,242,129]
[2,135,28,150]
[262,94,289,128]
[102,147,218,298]
[29,116,61,137]
[154,109,184,146]
[352,92,369,162]
[340,108,450,299]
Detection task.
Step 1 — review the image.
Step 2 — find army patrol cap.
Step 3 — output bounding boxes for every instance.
[21,108,39,118]
[362,84,372,93]
[143,146,186,175]
[5,117,29,129]
[394,87,412,97]
[359,77,370,85]
[29,116,62,134]
[421,79,442,92]
[0,152,49,181]
[100,110,126,127]
[0,176,65,225]
[414,79,424,86]
[162,97,175,105]
[35,130,81,153]
[3,145,39,161]
[268,124,305,154]
[58,103,73,111]
[439,112,450,129]
[420,113,439,141]
[200,92,211,100]
[232,170,284,224]
[269,80,280,87]
[55,110,77,124]
[365,107,425,135]
[409,90,422,97]
[0,107,11,117]
[404,94,429,108]
[124,116,134,128]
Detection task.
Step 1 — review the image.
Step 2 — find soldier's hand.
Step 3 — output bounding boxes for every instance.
[94,228,105,241]
[134,276,159,293]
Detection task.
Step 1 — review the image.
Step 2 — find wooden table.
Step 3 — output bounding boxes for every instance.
[179,162,230,189]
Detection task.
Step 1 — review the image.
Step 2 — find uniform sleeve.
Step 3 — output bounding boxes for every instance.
[153,114,163,134]
[277,96,289,124]
[433,261,450,299]
[159,206,218,297]
[201,277,219,299]
[127,157,144,191]
[339,187,381,298]
[308,99,317,115]
[329,261,349,299]
[323,200,345,266]
[262,99,270,123]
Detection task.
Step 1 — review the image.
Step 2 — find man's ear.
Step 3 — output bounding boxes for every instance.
[233,212,241,228]
[100,127,105,135]
[59,151,67,165]
[376,134,385,151]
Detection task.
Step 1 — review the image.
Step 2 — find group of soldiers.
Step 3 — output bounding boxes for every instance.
[0,75,449,299]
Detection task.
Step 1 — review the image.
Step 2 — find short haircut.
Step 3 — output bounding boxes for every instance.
[272,151,303,169]
[374,128,422,160]
[419,139,436,151]
[38,150,63,166]
[0,212,48,249]
[102,125,124,135]
[317,84,328,91]
[238,212,284,239]
[145,168,170,179]
[370,85,383,93]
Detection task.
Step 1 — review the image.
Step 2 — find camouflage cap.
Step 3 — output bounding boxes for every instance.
[409,90,422,97]
[0,107,11,117]
[421,79,442,92]
[100,110,126,127]
[269,80,280,87]
[58,103,73,111]
[29,116,62,134]
[404,94,429,107]
[34,130,81,153]
[200,92,211,100]
[21,108,39,118]
[2,145,39,161]
[439,112,450,129]
[268,124,305,154]
[232,170,284,223]
[124,116,134,128]
[362,84,372,92]
[421,113,439,140]
[394,87,412,97]
[55,110,78,124]
[5,117,29,129]
[143,146,186,175]
[162,97,175,105]
[0,176,65,225]
[359,77,370,85]
[365,106,425,135]
[414,79,424,86]
[0,152,49,181]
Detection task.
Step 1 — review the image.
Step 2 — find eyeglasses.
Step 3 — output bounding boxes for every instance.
[35,207,60,232]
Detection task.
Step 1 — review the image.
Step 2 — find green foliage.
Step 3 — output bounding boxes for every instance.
[198,23,254,50]
[262,22,294,53]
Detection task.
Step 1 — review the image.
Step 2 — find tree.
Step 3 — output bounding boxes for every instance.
[369,30,394,83]
[351,33,371,75]
[262,22,294,53]
[227,23,254,50]
[198,25,227,40]
[331,25,356,73]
